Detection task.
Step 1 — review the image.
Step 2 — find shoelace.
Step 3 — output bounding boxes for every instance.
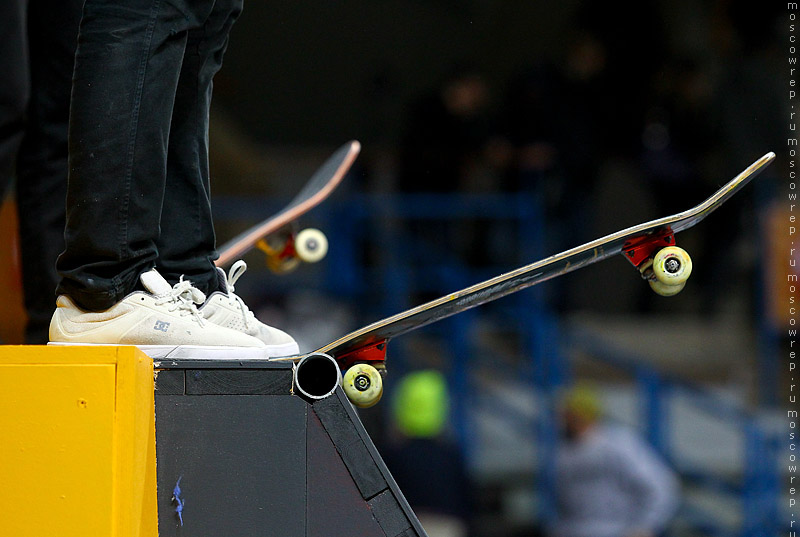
[155,277,206,326]
[224,260,255,330]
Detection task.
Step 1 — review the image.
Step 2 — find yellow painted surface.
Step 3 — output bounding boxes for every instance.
[0,346,157,537]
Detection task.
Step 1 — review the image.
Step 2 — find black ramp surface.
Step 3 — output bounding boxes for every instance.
[184,368,292,395]
[306,411,385,537]
[156,394,307,536]
[312,390,427,537]
[154,360,427,537]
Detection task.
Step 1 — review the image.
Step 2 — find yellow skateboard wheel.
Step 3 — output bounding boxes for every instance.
[295,228,328,263]
[649,279,686,296]
[652,246,692,286]
[343,363,383,408]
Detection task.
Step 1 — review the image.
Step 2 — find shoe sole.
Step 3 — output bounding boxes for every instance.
[47,341,299,360]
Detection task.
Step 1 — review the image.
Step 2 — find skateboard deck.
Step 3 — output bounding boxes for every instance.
[282,151,775,407]
[216,140,361,268]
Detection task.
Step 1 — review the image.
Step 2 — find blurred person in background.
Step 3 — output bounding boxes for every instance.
[397,68,499,195]
[380,370,473,537]
[548,384,679,537]
[396,67,511,271]
[0,0,82,343]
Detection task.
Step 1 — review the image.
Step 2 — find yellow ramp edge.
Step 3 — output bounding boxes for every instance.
[0,346,157,537]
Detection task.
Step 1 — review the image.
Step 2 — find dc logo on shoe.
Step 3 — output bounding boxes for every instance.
[154,320,171,333]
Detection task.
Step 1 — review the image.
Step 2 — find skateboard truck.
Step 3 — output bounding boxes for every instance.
[622,227,692,296]
[337,341,388,369]
[256,228,329,274]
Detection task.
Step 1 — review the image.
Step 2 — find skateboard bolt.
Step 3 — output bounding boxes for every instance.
[664,258,681,273]
[354,374,371,392]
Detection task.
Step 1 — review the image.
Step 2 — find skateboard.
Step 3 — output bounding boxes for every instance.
[216,140,361,270]
[281,151,775,408]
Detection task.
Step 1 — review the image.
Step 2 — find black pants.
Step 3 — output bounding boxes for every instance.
[56,0,243,311]
[0,0,81,343]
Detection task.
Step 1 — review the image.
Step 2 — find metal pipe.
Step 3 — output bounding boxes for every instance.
[293,353,341,401]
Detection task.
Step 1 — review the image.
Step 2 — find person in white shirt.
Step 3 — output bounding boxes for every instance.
[548,384,680,537]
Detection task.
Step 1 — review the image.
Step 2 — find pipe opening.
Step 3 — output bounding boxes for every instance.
[294,353,341,400]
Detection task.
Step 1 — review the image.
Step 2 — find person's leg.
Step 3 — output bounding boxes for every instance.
[48,0,297,357]
[156,0,244,294]
[55,0,217,311]
[15,0,82,343]
[0,0,29,200]
[155,0,298,351]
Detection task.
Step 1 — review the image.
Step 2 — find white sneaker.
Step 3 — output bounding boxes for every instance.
[201,260,299,356]
[49,268,279,359]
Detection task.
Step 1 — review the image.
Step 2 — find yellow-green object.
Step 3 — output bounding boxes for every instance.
[0,346,157,537]
[392,370,449,438]
[562,383,603,422]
